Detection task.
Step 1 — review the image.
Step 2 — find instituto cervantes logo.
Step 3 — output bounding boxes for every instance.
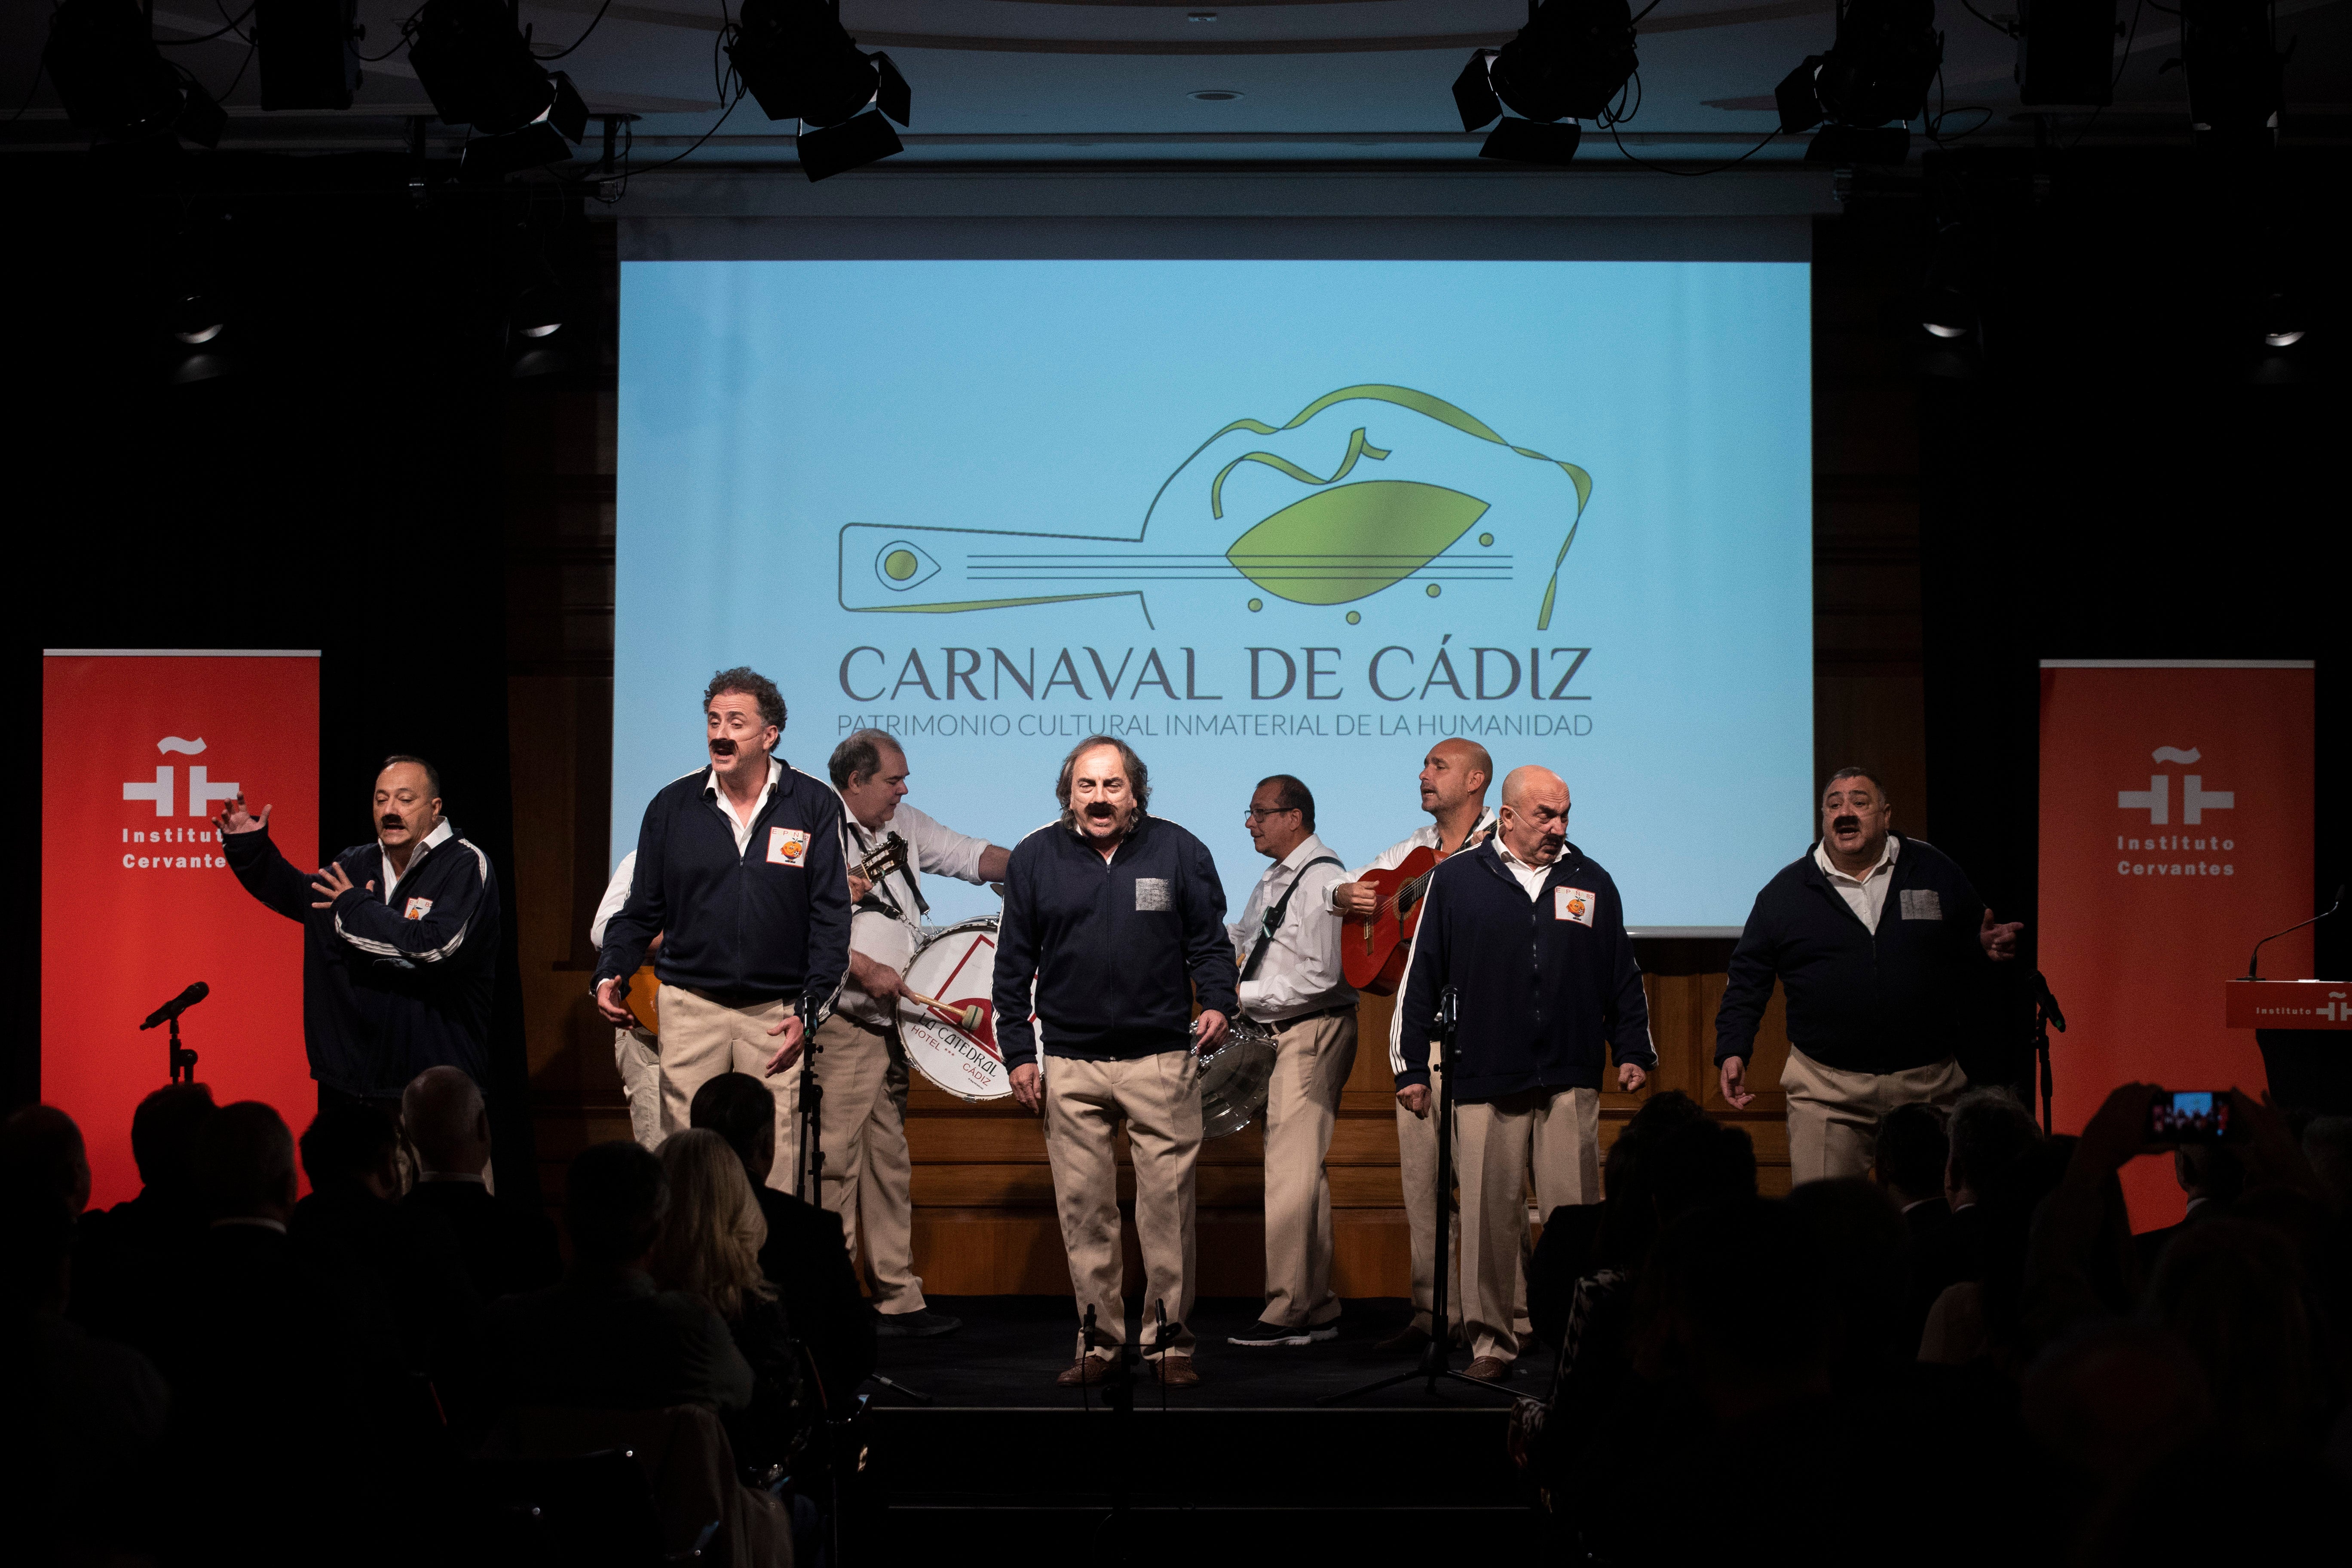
[2114,745,2235,878]
[121,735,236,871]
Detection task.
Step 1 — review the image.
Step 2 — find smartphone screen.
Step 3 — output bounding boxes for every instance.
[2149,1090,2230,1142]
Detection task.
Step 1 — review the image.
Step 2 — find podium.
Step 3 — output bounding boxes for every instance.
[2226,979,2352,1115]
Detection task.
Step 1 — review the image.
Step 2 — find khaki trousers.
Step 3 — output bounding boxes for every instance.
[1260,1012,1357,1329]
[774,1014,890,1221]
[1455,1086,1599,1364]
[1396,1063,1528,1339]
[654,986,796,1153]
[1044,1051,1200,1358]
[851,1029,928,1314]
[1780,1047,1969,1185]
[612,1026,663,1149]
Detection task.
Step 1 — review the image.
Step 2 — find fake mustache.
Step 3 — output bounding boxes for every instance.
[381,817,407,830]
[1832,815,1861,834]
[709,737,738,756]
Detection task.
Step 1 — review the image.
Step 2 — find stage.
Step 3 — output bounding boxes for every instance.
[864,1296,1542,1556]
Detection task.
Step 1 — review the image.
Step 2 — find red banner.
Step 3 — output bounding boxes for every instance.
[2038,660,2315,1230]
[42,652,319,1208]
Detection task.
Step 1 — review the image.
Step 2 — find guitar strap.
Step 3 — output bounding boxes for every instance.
[1243,856,1344,982]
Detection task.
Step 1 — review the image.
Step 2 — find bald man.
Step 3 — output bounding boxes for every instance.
[1396,766,1654,1381]
[1328,738,1498,1352]
[400,1066,558,1301]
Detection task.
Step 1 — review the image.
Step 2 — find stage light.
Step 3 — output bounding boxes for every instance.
[2015,0,2118,106]
[727,0,912,182]
[512,284,564,340]
[1775,0,1942,163]
[43,0,227,147]
[2182,0,2286,150]
[407,0,587,177]
[172,290,225,346]
[2259,290,2303,348]
[1449,0,1636,167]
[1920,224,1972,340]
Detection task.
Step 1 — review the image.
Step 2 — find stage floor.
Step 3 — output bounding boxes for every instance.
[869,1294,1544,1409]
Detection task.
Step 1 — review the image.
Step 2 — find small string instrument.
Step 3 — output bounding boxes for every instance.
[1340,827,1491,995]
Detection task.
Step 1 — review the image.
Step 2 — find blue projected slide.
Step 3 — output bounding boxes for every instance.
[616,259,1812,931]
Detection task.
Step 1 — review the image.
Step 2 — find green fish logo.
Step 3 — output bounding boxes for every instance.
[838,383,1591,630]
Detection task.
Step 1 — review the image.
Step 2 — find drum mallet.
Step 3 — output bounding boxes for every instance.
[904,989,985,1034]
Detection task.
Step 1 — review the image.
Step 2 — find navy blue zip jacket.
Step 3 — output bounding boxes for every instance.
[595,760,851,1012]
[1714,833,1989,1076]
[222,821,499,1099]
[992,813,1239,1070]
[1397,839,1654,1102]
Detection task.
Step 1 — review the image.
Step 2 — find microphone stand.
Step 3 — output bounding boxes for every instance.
[2029,971,2065,1137]
[169,1012,198,1085]
[794,995,826,1206]
[1323,985,1514,1406]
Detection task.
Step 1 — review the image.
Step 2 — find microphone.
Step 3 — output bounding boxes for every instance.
[139,982,209,1031]
[2030,971,2066,1033]
[2246,885,2346,980]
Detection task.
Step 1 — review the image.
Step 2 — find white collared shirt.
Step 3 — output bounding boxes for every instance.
[1493,838,1556,902]
[1227,832,1355,1023]
[835,797,995,1029]
[380,818,454,903]
[1814,833,1901,932]
[704,756,782,855]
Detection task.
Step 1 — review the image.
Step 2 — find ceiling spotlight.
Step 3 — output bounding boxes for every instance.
[172,291,226,346]
[1451,0,1638,167]
[43,0,227,147]
[1919,220,1972,339]
[2259,290,2303,348]
[1188,90,1243,101]
[407,0,588,178]
[2182,0,2287,151]
[1776,0,1942,164]
[512,283,564,340]
[256,0,362,112]
[728,0,912,183]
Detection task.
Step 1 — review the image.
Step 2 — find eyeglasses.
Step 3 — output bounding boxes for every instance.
[1243,805,1302,821]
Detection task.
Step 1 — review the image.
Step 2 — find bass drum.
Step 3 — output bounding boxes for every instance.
[897,917,1013,1102]
[1197,1017,1278,1139]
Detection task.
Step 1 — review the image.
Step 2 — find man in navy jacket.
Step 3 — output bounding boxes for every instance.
[592,668,851,1162]
[217,755,499,1112]
[994,735,1237,1387]
[1397,765,1653,1381]
[1714,767,2022,1184]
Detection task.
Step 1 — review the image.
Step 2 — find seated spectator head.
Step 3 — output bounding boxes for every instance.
[2142,1216,2316,1455]
[1945,1086,2040,1208]
[129,1082,218,1200]
[0,1104,91,1218]
[2297,1115,2352,1210]
[649,1129,774,1320]
[194,1102,298,1223]
[402,1066,490,1179]
[567,1140,668,1273]
[2172,1140,2244,1209]
[689,1073,777,1188]
[1785,1178,1910,1386]
[1873,1102,1949,1207]
[1596,1090,1710,1267]
[299,1100,401,1200]
[1638,1198,1829,1420]
[2021,1321,2211,1489]
[1649,1116,1758,1227]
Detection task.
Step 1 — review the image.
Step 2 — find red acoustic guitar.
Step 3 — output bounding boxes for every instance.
[1341,831,1489,995]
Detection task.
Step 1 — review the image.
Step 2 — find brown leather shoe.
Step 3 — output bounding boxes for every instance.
[1375,1324,1431,1354]
[1056,1356,1111,1387]
[1463,1356,1513,1382]
[1151,1355,1201,1387]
